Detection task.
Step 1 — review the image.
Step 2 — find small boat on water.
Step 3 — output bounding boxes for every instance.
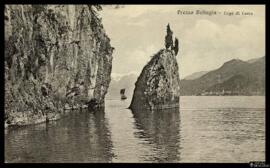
[120,89,127,100]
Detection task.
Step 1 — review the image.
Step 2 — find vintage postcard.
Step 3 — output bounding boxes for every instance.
[4,5,265,163]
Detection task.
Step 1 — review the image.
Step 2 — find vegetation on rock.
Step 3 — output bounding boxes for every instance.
[130,24,180,111]
[165,24,173,50]
[165,24,179,56]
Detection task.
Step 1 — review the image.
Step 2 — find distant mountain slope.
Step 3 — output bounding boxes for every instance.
[247,56,265,63]
[184,71,209,80]
[180,57,265,96]
[106,73,138,99]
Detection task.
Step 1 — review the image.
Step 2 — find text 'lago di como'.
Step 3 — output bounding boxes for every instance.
[177,9,254,16]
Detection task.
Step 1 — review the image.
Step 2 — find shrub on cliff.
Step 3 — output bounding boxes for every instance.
[165,24,173,50]
[174,37,179,55]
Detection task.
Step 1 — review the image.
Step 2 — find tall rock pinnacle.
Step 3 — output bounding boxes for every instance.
[129,24,180,111]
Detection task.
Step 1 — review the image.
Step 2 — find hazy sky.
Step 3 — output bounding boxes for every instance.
[100,5,265,79]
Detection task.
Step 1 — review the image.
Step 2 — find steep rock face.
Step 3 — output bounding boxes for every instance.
[4,5,113,126]
[129,49,180,111]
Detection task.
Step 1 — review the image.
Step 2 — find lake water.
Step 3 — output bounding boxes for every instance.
[5,96,265,163]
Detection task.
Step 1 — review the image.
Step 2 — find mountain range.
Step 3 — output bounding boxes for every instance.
[106,56,265,98]
[180,56,265,96]
[183,71,209,80]
[106,73,138,99]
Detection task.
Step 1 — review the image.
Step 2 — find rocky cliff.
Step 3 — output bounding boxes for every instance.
[5,5,113,127]
[129,49,180,111]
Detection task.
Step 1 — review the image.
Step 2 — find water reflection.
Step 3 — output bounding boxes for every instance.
[5,96,265,163]
[131,108,181,162]
[5,108,114,163]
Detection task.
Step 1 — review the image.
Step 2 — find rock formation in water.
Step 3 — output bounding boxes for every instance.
[4,5,113,127]
[129,24,180,110]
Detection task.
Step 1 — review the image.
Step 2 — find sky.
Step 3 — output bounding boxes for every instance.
[100,5,265,79]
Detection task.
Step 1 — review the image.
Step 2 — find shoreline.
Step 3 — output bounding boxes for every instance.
[4,104,91,130]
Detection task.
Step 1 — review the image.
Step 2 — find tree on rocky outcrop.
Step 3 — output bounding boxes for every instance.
[174,37,179,55]
[91,5,102,11]
[165,24,173,50]
[88,5,102,18]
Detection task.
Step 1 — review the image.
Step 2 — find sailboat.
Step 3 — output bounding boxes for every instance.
[120,89,127,100]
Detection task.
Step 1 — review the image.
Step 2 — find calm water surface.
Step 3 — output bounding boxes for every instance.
[5,96,265,163]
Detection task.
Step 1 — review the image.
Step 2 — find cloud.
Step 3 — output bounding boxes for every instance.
[111,71,139,81]
[109,42,160,75]
[178,16,265,78]
[126,19,148,27]
[100,5,265,78]
[101,5,178,19]
[121,45,159,72]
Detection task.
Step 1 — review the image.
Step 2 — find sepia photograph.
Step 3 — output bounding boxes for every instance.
[4,4,266,163]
